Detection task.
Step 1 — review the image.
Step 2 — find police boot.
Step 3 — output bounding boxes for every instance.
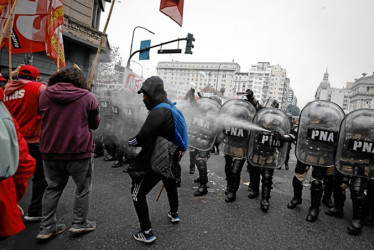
[347,199,364,235]
[326,189,346,218]
[224,156,233,195]
[194,160,208,196]
[225,160,244,203]
[306,180,323,222]
[364,180,374,227]
[347,178,366,235]
[248,164,260,199]
[287,176,303,209]
[260,169,273,212]
[189,150,197,174]
[322,175,334,208]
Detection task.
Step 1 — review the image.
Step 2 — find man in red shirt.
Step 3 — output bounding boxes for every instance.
[3,65,47,222]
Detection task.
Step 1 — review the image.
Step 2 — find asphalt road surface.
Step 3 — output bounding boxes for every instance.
[2,149,374,250]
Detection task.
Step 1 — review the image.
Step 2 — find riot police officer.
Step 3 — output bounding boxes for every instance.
[293,100,345,222]
[246,93,292,211]
[221,92,256,203]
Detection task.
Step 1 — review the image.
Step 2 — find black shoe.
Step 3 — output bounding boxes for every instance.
[248,190,259,199]
[306,207,320,222]
[225,192,236,203]
[285,163,289,170]
[287,198,302,209]
[123,165,129,172]
[189,167,195,174]
[194,177,201,183]
[94,152,104,158]
[176,178,181,188]
[112,160,125,168]
[325,207,343,218]
[322,196,334,208]
[194,185,208,196]
[260,199,269,212]
[347,220,362,235]
[104,155,115,161]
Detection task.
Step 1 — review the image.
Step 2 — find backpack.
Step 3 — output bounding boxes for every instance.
[152,100,188,151]
[150,136,178,179]
[0,103,19,180]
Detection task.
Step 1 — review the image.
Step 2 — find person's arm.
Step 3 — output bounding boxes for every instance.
[11,117,35,201]
[245,89,263,111]
[88,94,100,130]
[129,108,166,147]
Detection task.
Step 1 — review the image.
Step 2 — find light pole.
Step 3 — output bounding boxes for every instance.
[215,63,223,92]
[131,60,143,77]
[127,26,155,69]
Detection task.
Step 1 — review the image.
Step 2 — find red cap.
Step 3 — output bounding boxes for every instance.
[19,65,39,78]
[0,73,6,82]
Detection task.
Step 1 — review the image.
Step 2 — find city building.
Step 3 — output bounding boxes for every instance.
[156,61,240,99]
[349,72,374,111]
[315,69,350,112]
[233,62,290,109]
[287,87,298,106]
[0,0,111,81]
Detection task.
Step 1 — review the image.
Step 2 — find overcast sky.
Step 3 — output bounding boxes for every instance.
[101,0,374,108]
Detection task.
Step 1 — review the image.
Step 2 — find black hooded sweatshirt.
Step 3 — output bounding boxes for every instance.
[128,76,175,165]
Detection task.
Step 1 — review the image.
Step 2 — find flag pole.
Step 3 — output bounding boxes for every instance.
[57,27,60,72]
[87,0,115,90]
[7,0,12,83]
[0,0,18,47]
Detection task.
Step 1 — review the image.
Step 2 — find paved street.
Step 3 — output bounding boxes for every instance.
[1,149,374,250]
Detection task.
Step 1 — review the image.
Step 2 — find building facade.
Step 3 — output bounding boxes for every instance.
[315,70,351,112]
[0,0,111,81]
[156,61,240,99]
[349,73,374,111]
[233,62,290,109]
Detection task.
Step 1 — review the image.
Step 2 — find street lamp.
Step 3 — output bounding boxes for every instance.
[216,63,223,92]
[131,60,143,77]
[128,26,155,69]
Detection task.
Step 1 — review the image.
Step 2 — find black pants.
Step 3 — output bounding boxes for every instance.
[131,173,178,230]
[27,143,47,216]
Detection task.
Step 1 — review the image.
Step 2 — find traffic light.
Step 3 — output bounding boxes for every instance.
[185,33,195,54]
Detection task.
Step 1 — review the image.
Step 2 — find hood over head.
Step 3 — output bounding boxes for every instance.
[45,82,89,104]
[137,76,167,110]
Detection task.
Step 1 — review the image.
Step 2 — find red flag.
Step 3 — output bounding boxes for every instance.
[45,0,65,68]
[160,0,184,27]
[0,0,65,67]
[0,0,47,53]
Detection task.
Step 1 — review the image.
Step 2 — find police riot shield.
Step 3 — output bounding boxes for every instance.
[116,89,139,141]
[296,100,345,167]
[110,89,122,139]
[183,97,221,151]
[95,88,112,128]
[248,108,291,168]
[220,99,256,158]
[335,109,374,178]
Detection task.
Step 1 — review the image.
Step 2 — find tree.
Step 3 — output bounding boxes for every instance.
[286,104,300,116]
[96,46,122,84]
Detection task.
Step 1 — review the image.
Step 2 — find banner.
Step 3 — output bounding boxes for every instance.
[0,0,65,67]
[123,68,143,93]
[45,0,65,67]
[160,0,184,27]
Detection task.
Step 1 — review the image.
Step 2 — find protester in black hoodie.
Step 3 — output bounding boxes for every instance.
[128,76,181,244]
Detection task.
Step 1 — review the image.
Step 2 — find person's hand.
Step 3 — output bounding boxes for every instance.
[17,204,24,216]
[245,89,254,99]
[11,64,24,78]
